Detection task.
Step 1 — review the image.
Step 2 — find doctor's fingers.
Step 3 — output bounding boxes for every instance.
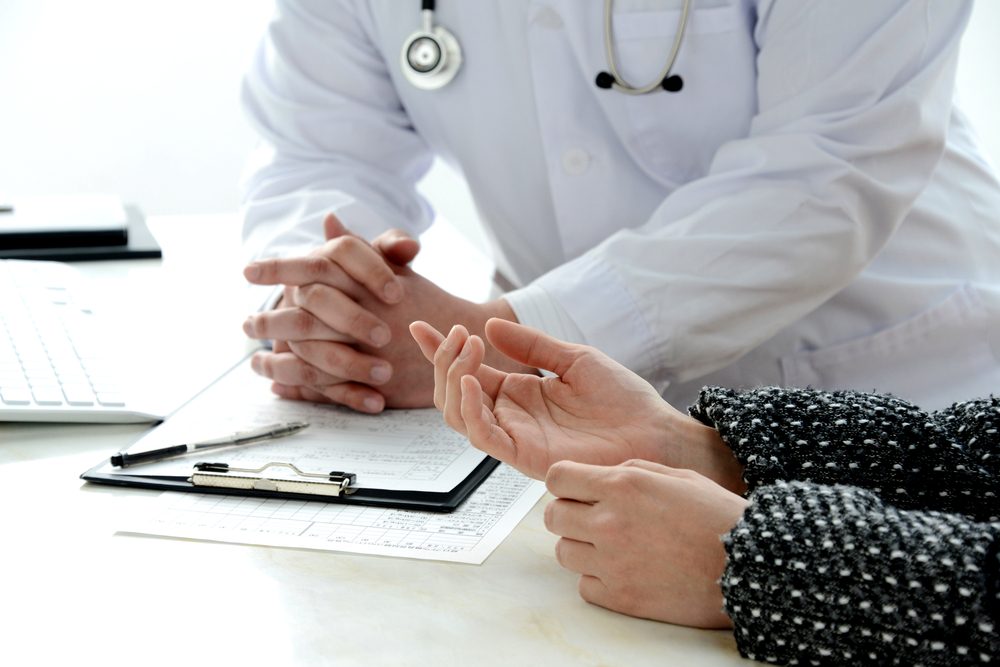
[251,349,343,388]
[245,239,403,305]
[253,349,388,413]
[286,284,393,348]
[372,228,421,266]
[245,255,354,294]
[317,234,403,302]
[269,380,386,414]
[287,339,394,387]
[243,307,354,344]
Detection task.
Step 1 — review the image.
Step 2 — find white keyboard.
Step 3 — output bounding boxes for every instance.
[0,260,162,422]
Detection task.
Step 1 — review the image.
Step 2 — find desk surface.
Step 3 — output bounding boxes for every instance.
[0,216,747,666]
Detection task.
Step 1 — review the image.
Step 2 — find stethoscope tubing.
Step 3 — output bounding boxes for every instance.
[602,0,690,94]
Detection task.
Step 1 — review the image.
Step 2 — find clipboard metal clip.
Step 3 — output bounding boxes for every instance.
[191,461,358,497]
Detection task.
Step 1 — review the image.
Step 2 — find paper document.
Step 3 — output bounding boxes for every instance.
[120,465,546,564]
[96,362,486,493]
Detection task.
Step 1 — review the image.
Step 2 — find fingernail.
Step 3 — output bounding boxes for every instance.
[441,328,458,352]
[364,396,383,412]
[242,318,254,337]
[371,325,391,347]
[245,264,261,280]
[370,364,392,383]
[458,339,472,359]
[384,280,402,303]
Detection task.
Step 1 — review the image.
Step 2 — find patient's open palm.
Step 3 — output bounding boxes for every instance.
[485,352,674,480]
[411,318,676,481]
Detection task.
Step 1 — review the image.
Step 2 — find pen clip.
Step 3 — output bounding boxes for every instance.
[191,461,357,497]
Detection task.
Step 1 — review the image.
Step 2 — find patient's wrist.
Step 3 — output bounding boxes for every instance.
[666,413,747,495]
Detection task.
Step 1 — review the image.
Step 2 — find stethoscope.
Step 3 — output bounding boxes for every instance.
[401,0,690,94]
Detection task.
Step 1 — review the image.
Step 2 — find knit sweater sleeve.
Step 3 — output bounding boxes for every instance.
[721,480,1000,665]
[689,388,1000,520]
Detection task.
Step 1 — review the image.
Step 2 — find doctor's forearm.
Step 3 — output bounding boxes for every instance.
[526,1,968,387]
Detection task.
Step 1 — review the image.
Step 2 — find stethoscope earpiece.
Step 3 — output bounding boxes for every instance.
[597,0,690,95]
[400,6,462,91]
[596,71,684,93]
[594,72,684,93]
[661,74,683,92]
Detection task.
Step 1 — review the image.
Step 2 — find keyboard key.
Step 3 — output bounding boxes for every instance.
[90,381,123,395]
[96,392,126,407]
[62,385,96,406]
[1,387,32,405]
[54,368,89,384]
[0,369,27,385]
[26,370,59,384]
[31,387,64,405]
[46,347,79,363]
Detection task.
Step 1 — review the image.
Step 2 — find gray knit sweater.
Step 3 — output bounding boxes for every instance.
[690,387,999,666]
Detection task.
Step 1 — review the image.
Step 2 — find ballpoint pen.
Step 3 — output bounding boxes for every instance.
[109,421,310,468]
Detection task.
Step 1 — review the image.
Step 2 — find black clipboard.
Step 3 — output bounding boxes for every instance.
[80,354,499,512]
[81,455,498,512]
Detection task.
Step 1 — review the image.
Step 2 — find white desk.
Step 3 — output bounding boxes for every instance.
[0,216,747,666]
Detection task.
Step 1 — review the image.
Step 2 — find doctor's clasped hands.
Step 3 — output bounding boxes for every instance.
[242,214,529,413]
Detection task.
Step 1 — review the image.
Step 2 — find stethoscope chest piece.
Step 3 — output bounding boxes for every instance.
[400,11,462,91]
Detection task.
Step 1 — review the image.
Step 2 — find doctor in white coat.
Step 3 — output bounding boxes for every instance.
[239,0,1000,414]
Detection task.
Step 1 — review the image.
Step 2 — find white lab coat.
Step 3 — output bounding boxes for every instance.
[241,0,1000,410]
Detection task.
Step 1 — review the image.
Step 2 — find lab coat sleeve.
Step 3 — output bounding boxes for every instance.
[240,0,434,267]
[521,0,971,389]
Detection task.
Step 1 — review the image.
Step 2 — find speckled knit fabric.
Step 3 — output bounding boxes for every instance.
[690,388,1000,666]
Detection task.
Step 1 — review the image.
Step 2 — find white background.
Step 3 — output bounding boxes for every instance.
[0,0,997,249]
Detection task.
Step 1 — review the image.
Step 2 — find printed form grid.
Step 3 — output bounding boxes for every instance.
[149,465,538,556]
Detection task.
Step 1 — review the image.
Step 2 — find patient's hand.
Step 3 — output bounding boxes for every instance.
[410,318,744,491]
[544,459,747,628]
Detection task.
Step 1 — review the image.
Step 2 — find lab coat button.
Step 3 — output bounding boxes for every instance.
[561,149,591,175]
